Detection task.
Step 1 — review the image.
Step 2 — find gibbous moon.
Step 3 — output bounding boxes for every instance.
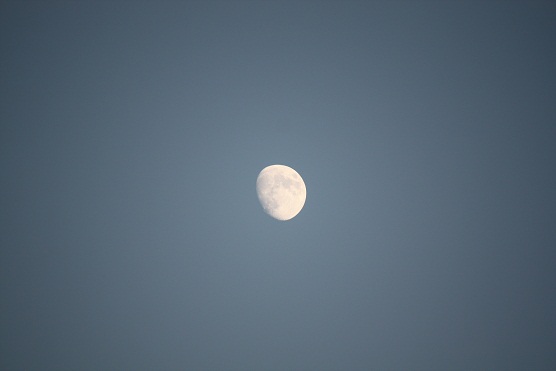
[256,164,306,221]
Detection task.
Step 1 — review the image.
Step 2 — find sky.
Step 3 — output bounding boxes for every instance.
[1,1,555,370]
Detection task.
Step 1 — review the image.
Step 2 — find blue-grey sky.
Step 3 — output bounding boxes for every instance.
[1,1,555,370]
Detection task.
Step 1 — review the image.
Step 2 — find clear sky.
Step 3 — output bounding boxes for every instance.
[1,1,555,370]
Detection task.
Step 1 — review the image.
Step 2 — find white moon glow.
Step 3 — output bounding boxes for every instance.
[256,164,306,221]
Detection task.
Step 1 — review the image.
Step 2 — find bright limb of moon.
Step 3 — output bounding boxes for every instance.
[256,164,306,221]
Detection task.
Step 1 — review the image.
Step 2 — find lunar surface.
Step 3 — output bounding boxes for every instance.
[256,165,306,221]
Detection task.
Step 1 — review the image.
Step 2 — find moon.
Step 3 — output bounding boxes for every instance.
[256,164,307,221]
